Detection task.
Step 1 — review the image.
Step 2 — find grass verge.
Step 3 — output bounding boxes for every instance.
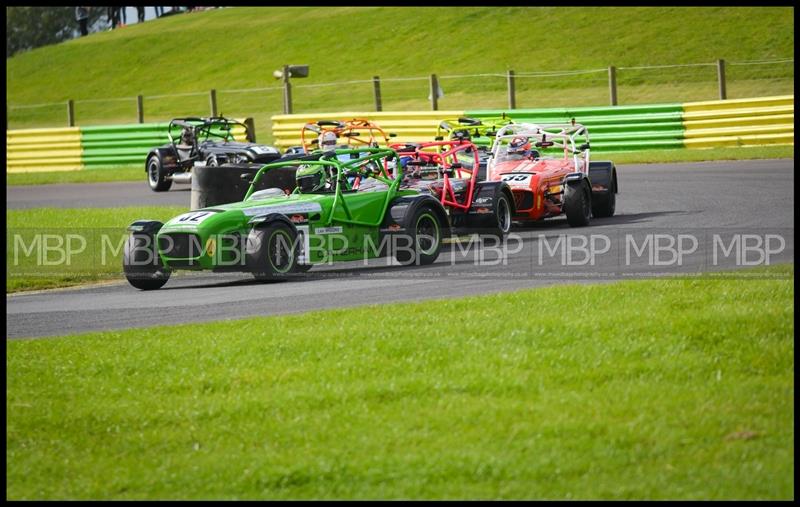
[6,166,143,186]
[6,206,187,292]
[6,146,794,186]
[609,145,793,165]
[6,264,794,499]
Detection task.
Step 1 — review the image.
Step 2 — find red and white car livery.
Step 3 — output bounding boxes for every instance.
[487,122,618,227]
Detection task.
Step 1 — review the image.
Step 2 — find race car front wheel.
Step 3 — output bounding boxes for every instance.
[564,181,592,227]
[246,223,299,282]
[122,232,171,290]
[147,156,173,192]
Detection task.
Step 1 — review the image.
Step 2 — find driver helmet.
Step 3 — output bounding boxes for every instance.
[507,136,531,156]
[319,131,338,151]
[180,127,195,146]
[295,164,327,193]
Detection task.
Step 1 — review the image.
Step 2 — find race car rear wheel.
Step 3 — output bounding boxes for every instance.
[591,175,616,218]
[123,231,171,290]
[246,223,298,282]
[564,181,591,227]
[395,206,443,265]
[484,192,512,242]
[147,155,173,192]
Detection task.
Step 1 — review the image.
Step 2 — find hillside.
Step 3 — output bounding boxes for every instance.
[6,6,794,141]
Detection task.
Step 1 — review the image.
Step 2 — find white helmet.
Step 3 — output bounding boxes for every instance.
[319,131,338,151]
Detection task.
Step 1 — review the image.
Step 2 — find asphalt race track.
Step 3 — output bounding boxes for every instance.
[7,159,795,339]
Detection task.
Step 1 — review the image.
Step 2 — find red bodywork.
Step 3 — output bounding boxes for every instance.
[389,140,480,211]
[488,152,587,221]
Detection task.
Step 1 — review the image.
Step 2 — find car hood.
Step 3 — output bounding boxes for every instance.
[160,194,327,232]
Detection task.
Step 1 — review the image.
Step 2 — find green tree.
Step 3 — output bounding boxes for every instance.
[6,6,106,58]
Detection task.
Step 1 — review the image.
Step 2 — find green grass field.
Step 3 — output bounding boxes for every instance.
[6,264,794,499]
[6,7,793,142]
[6,145,795,186]
[7,206,187,292]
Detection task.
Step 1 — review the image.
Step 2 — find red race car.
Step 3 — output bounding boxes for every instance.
[390,140,514,239]
[486,122,617,227]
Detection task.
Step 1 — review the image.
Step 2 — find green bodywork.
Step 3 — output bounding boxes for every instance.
[138,148,423,269]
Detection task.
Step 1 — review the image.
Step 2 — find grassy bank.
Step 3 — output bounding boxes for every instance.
[7,7,793,141]
[6,264,794,499]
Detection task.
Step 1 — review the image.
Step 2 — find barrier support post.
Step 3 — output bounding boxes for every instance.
[137,95,144,123]
[608,66,618,106]
[430,74,439,111]
[717,59,727,100]
[67,99,75,127]
[210,89,218,117]
[373,76,382,112]
[507,69,516,109]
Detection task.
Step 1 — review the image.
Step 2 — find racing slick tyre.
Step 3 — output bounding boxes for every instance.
[591,174,616,218]
[122,228,171,290]
[485,192,512,242]
[395,206,443,266]
[147,155,173,192]
[564,181,592,227]
[246,222,299,282]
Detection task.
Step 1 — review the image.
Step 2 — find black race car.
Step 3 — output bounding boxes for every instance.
[145,117,282,191]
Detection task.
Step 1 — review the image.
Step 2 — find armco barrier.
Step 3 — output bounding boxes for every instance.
[681,95,794,149]
[7,127,83,173]
[6,120,249,173]
[82,121,249,166]
[466,104,686,151]
[269,96,792,153]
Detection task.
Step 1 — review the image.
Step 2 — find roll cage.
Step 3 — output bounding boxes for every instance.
[490,122,591,174]
[167,117,251,154]
[436,115,515,146]
[244,148,402,227]
[389,140,480,211]
[300,118,396,154]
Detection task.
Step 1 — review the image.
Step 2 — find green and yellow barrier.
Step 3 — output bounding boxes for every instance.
[7,127,83,173]
[5,97,793,173]
[6,120,249,174]
[269,95,793,153]
[681,95,794,149]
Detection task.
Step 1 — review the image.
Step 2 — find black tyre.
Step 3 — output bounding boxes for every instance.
[246,222,298,282]
[563,181,591,227]
[394,206,443,265]
[122,231,170,290]
[485,192,512,241]
[591,175,616,218]
[147,155,173,192]
[295,263,313,273]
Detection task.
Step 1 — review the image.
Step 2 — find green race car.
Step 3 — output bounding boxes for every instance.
[123,148,450,290]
